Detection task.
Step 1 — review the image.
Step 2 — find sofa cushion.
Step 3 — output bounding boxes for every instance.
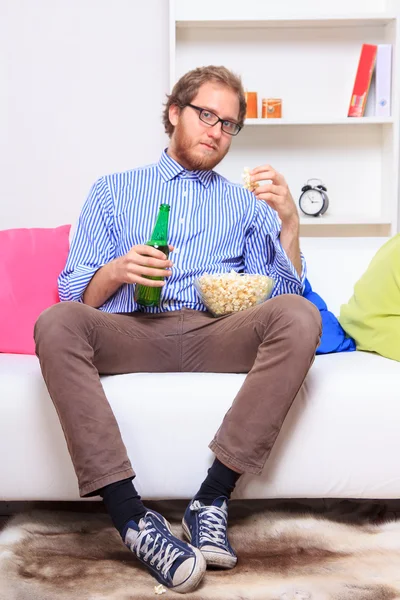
[0,225,71,355]
[339,234,400,361]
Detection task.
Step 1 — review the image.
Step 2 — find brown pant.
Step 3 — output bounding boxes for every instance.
[34,295,321,497]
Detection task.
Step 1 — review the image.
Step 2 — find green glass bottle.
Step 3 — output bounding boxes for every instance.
[134,204,171,307]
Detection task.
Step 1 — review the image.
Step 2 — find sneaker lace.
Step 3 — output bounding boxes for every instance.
[190,501,227,546]
[132,520,184,578]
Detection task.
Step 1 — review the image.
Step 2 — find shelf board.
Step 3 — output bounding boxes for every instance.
[244,117,394,126]
[175,14,397,29]
[300,215,391,225]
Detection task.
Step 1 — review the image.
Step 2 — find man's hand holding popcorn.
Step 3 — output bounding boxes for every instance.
[247,164,299,227]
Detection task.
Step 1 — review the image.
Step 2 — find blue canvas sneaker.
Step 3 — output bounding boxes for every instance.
[182,496,237,569]
[123,509,206,593]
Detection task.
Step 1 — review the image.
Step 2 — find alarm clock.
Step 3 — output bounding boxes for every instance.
[299,179,329,217]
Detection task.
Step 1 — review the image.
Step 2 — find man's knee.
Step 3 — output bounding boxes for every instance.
[263,294,322,342]
[34,301,91,350]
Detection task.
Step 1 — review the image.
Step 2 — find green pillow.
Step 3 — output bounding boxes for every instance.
[339,234,400,361]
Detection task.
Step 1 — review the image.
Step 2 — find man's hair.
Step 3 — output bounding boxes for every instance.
[162,65,246,137]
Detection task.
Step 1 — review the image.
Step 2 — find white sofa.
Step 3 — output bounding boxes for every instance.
[1,236,399,502]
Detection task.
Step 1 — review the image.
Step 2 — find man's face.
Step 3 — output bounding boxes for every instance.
[168,82,240,171]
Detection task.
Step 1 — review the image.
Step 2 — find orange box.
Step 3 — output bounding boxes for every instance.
[245,91,258,118]
[262,98,282,118]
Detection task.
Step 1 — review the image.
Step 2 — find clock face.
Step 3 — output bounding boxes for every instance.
[299,189,325,216]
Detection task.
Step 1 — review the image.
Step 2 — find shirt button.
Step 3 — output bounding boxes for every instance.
[179,218,184,225]
[175,248,180,254]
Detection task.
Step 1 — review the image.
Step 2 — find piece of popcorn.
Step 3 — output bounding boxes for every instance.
[154,584,166,595]
[242,167,259,192]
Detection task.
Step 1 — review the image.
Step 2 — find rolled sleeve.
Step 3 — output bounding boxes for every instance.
[58,264,107,303]
[58,177,115,303]
[244,198,306,297]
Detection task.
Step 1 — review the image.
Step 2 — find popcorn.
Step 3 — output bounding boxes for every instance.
[242,167,259,192]
[154,584,166,595]
[194,271,274,317]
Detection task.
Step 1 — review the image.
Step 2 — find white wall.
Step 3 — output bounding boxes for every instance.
[1,0,169,229]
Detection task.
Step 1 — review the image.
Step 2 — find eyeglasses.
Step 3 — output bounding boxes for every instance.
[185,104,242,136]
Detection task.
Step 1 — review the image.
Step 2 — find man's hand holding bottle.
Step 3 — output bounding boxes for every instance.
[112,244,174,288]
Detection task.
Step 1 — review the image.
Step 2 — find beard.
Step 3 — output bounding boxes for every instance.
[171,121,230,171]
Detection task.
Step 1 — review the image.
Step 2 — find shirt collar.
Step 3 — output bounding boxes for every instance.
[157,149,214,188]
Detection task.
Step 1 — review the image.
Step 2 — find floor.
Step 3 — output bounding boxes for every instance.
[0,500,106,532]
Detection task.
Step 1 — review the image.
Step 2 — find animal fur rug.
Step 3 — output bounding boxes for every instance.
[1,500,400,600]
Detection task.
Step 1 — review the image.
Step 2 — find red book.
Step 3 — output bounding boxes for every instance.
[348,44,377,117]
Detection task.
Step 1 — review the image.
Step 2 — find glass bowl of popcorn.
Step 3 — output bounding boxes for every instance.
[194,271,275,317]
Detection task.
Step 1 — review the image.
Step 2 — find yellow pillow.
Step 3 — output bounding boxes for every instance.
[339,234,400,361]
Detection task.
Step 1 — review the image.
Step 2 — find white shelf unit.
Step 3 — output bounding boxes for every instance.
[169,1,400,236]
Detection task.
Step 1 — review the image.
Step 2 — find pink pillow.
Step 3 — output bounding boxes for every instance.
[0,225,71,354]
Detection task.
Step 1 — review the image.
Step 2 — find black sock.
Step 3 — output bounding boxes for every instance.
[99,478,147,536]
[193,458,241,505]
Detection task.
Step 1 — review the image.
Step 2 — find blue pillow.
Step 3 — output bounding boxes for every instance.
[303,278,356,354]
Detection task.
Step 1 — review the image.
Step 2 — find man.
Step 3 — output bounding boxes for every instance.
[34,65,321,594]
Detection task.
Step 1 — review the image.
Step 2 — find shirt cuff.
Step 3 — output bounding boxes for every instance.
[58,264,102,303]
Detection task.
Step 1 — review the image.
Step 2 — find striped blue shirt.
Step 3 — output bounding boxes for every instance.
[59,150,306,313]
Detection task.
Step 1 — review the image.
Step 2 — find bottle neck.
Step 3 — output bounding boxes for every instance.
[149,206,170,244]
